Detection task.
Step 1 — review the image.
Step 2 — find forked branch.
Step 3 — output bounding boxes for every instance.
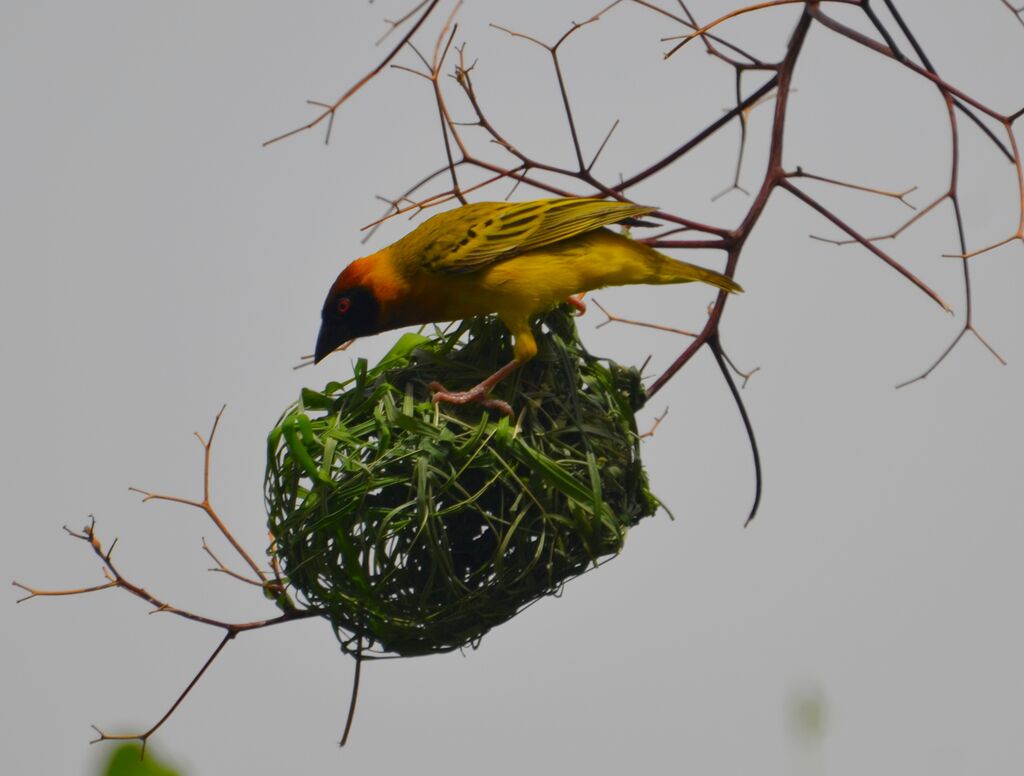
[263,0,445,146]
[128,406,268,584]
[15,0,1020,755]
[13,412,320,751]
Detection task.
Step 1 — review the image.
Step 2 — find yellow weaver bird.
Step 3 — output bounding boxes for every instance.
[315,197,742,414]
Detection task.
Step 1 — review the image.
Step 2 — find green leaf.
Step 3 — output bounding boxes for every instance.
[369,332,431,375]
[99,743,182,776]
[281,416,327,484]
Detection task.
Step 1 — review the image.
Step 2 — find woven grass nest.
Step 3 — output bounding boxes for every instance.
[265,309,660,657]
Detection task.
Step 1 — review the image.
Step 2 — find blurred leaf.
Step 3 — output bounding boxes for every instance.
[788,685,828,743]
[99,743,182,776]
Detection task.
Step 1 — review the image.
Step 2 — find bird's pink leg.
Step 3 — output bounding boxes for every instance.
[567,294,587,315]
[429,360,520,417]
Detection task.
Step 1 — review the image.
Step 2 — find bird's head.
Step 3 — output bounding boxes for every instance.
[314,261,384,364]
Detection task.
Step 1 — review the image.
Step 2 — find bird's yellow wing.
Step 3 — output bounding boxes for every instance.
[397,198,657,275]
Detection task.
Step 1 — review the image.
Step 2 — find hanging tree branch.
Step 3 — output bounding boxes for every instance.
[17,0,1021,753]
[13,412,322,754]
[263,0,445,146]
[258,0,1021,524]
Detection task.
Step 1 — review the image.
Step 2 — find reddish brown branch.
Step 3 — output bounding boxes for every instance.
[616,74,780,192]
[1001,0,1024,27]
[13,578,116,603]
[789,167,917,210]
[266,0,1018,411]
[91,632,236,756]
[15,408,319,749]
[593,298,698,338]
[339,643,364,747]
[202,538,264,587]
[647,9,813,397]
[17,7,1018,753]
[804,5,1021,380]
[709,335,763,526]
[263,0,444,146]
[808,191,947,247]
[896,325,1006,390]
[342,1,1018,532]
[45,517,311,631]
[809,6,1008,121]
[720,350,761,389]
[780,179,951,312]
[376,0,433,46]
[670,0,766,65]
[16,515,317,748]
[639,408,669,440]
[129,406,268,584]
[662,0,857,58]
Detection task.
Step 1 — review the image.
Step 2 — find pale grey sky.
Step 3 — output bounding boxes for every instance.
[3,2,1023,774]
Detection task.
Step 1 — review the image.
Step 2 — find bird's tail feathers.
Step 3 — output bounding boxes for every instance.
[658,256,743,293]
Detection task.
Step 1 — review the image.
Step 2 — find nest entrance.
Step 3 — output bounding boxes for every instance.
[266,310,659,657]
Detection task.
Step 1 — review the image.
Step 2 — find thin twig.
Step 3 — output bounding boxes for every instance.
[709,335,762,527]
[91,632,236,756]
[339,642,364,747]
[263,0,444,146]
[376,0,433,46]
[593,299,698,337]
[781,180,951,313]
[662,0,858,58]
[202,538,264,587]
[129,406,268,582]
[639,408,669,439]
[1000,0,1024,28]
[789,168,917,210]
[13,579,117,603]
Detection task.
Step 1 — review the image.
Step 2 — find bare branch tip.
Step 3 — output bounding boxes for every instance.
[89,724,105,745]
[640,407,670,439]
[127,486,148,497]
[12,581,34,603]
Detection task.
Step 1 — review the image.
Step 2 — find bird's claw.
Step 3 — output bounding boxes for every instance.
[428,381,514,417]
[567,295,587,316]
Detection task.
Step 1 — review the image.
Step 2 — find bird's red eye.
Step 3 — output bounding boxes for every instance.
[336,297,351,315]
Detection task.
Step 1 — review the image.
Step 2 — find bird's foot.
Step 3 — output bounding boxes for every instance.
[429,381,514,417]
[567,294,587,316]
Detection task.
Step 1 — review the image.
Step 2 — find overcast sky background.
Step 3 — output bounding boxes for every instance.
[3,2,1023,774]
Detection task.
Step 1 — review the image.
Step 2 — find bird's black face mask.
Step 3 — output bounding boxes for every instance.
[314,285,381,364]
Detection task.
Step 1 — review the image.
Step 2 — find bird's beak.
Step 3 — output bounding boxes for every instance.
[313,325,334,365]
